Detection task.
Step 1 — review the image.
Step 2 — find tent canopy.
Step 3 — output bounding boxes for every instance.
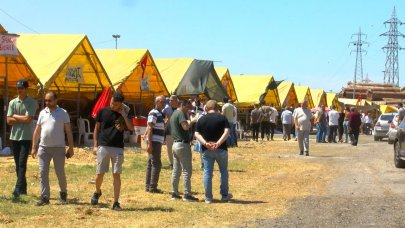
[326,93,341,111]
[0,24,41,97]
[310,89,327,108]
[380,105,398,113]
[277,81,298,108]
[96,49,169,112]
[18,34,112,99]
[294,86,315,109]
[155,58,228,101]
[338,98,369,106]
[231,75,280,108]
[215,67,238,102]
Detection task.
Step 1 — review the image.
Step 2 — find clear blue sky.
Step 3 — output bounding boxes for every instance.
[1,0,405,92]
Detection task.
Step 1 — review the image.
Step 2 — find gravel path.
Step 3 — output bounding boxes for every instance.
[241,135,405,227]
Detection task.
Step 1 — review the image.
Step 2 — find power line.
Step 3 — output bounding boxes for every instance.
[0,8,40,34]
[349,27,368,84]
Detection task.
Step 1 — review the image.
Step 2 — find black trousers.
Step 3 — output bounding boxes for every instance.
[251,123,260,141]
[261,121,270,140]
[338,124,344,141]
[328,125,338,142]
[350,128,360,146]
[12,140,31,193]
[145,141,162,190]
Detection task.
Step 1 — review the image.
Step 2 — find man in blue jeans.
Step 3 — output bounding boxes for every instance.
[7,80,38,198]
[195,100,232,204]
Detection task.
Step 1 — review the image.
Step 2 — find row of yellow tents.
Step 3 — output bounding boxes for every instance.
[0,26,397,114]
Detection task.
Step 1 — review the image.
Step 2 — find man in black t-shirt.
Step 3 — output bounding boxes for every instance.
[195,100,232,204]
[90,93,133,211]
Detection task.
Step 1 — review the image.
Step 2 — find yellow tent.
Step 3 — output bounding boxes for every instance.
[326,93,341,111]
[310,89,327,108]
[231,75,280,108]
[294,86,314,109]
[96,49,169,114]
[0,25,41,98]
[277,81,298,108]
[18,34,112,100]
[155,58,228,100]
[215,67,238,102]
[380,105,398,113]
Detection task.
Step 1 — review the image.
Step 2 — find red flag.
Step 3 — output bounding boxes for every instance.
[91,87,112,118]
[356,95,361,106]
[140,56,148,79]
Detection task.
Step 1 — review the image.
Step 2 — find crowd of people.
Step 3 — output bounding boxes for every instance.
[5,79,393,210]
[6,80,235,210]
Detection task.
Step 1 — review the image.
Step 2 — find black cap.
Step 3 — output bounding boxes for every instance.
[16,80,28,88]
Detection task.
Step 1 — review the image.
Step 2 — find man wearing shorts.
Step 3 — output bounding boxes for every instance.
[91,92,133,210]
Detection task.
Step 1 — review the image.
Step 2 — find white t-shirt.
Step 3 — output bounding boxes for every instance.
[328,109,340,126]
[37,106,70,147]
[293,107,312,131]
[269,108,278,123]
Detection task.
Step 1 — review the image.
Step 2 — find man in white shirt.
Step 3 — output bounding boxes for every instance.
[328,105,340,143]
[281,107,293,141]
[293,100,313,156]
[269,104,278,141]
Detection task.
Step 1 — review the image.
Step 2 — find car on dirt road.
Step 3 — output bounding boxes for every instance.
[394,120,405,168]
[388,113,399,144]
[374,112,396,141]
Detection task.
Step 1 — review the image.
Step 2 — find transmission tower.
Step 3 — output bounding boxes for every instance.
[349,28,368,84]
[380,7,405,86]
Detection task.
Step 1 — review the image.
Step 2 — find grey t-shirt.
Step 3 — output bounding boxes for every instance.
[293,107,313,131]
[37,106,70,147]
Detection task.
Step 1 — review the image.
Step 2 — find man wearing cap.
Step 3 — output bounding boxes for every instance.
[7,80,38,198]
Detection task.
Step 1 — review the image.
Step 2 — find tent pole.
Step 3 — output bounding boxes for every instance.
[2,57,8,147]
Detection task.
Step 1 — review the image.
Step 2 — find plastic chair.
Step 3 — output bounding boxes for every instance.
[235,121,244,139]
[77,118,93,147]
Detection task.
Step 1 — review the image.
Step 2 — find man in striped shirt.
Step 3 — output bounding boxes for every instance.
[145,95,166,193]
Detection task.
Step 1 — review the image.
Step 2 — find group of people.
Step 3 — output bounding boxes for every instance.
[250,103,279,142]
[6,80,233,210]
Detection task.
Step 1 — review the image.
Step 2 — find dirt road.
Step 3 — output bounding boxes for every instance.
[244,135,405,227]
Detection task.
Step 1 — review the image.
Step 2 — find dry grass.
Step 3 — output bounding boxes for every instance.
[0,136,338,227]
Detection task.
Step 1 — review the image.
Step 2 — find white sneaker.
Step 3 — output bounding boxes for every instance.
[205,198,213,204]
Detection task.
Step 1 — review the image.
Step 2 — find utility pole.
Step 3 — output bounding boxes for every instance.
[112,34,120,49]
[349,28,368,99]
[380,7,404,86]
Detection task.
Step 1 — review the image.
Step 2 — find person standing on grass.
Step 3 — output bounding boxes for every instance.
[195,100,232,204]
[259,101,271,141]
[281,106,293,141]
[250,104,261,142]
[145,95,166,193]
[221,97,236,147]
[327,105,339,143]
[162,95,179,169]
[170,99,199,202]
[269,104,278,141]
[349,107,362,146]
[91,92,133,211]
[343,106,351,143]
[293,100,313,156]
[6,80,38,198]
[338,107,345,143]
[314,105,327,143]
[31,91,74,206]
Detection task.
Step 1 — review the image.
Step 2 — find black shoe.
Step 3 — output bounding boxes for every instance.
[149,188,163,194]
[299,151,304,155]
[305,152,309,156]
[59,192,67,204]
[36,196,50,206]
[171,193,182,201]
[145,188,150,192]
[112,202,122,211]
[12,190,20,198]
[183,195,199,202]
[91,191,102,205]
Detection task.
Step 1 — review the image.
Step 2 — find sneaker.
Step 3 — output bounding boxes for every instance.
[171,193,181,201]
[112,202,122,211]
[59,192,67,204]
[183,195,199,202]
[221,193,233,202]
[36,196,50,206]
[299,151,304,155]
[305,152,309,156]
[205,198,213,204]
[149,188,163,194]
[91,191,102,205]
